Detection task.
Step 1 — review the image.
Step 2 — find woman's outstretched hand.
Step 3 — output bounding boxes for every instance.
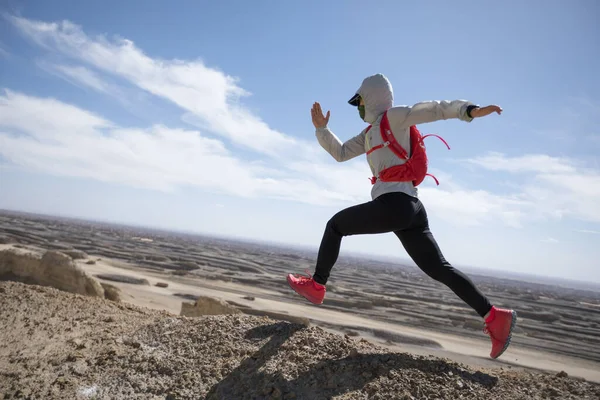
[471,105,503,118]
[311,102,330,128]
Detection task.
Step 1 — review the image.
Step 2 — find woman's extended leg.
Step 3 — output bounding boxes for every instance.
[313,192,419,285]
[394,199,517,359]
[393,202,492,317]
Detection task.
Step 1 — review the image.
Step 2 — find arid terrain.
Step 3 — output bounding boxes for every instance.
[1,209,600,399]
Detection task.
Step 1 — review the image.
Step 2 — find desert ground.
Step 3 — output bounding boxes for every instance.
[1,209,600,399]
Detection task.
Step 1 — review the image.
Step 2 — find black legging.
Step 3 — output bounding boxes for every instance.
[313,192,492,318]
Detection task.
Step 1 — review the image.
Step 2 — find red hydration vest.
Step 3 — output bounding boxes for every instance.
[365,110,450,186]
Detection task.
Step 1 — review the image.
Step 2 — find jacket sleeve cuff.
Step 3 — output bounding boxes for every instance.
[465,104,479,121]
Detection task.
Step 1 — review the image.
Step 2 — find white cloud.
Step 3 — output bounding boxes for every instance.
[418,185,529,228]
[0,90,367,205]
[38,62,114,94]
[574,229,600,235]
[8,15,305,158]
[3,15,374,204]
[0,89,112,136]
[466,152,600,223]
[466,152,577,174]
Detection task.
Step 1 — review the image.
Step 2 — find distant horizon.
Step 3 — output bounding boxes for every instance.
[3,207,599,293]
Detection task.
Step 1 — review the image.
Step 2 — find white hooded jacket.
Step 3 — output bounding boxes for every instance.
[315,73,476,200]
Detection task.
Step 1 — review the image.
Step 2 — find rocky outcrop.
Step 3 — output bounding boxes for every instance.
[180,296,242,317]
[63,250,88,260]
[100,283,121,302]
[0,249,104,297]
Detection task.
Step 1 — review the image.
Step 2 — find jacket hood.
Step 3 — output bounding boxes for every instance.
[354,73,394,124]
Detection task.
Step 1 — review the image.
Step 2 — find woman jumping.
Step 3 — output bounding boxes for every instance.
[287,73,517,359]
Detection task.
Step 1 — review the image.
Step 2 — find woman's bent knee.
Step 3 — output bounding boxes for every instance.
[326,216,342,236]
[423,264,455,283]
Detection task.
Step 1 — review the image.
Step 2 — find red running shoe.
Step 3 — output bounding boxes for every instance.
[484,306,517,359]
[287,270,326,305]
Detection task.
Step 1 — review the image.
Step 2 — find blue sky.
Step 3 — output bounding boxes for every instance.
[1,1,599,282]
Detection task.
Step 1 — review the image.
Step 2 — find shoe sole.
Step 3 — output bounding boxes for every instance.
[492,310,518,359]
[286,275,323,305]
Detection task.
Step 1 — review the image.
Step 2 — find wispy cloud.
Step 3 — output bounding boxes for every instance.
[466,152,577,174]
[0,15,391,207]
[466,152,600,223]
[0,89,365,205]
[34,61,185,125]
[38,62,114,94]
[8,15,307,159]
[420,188,529,228]
[574,229,600,235]
[0,39,9,58]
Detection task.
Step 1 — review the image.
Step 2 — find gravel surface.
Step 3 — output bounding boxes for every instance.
[1,281,599,399]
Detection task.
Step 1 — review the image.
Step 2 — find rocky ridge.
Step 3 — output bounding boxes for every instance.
[1,281,598,400]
